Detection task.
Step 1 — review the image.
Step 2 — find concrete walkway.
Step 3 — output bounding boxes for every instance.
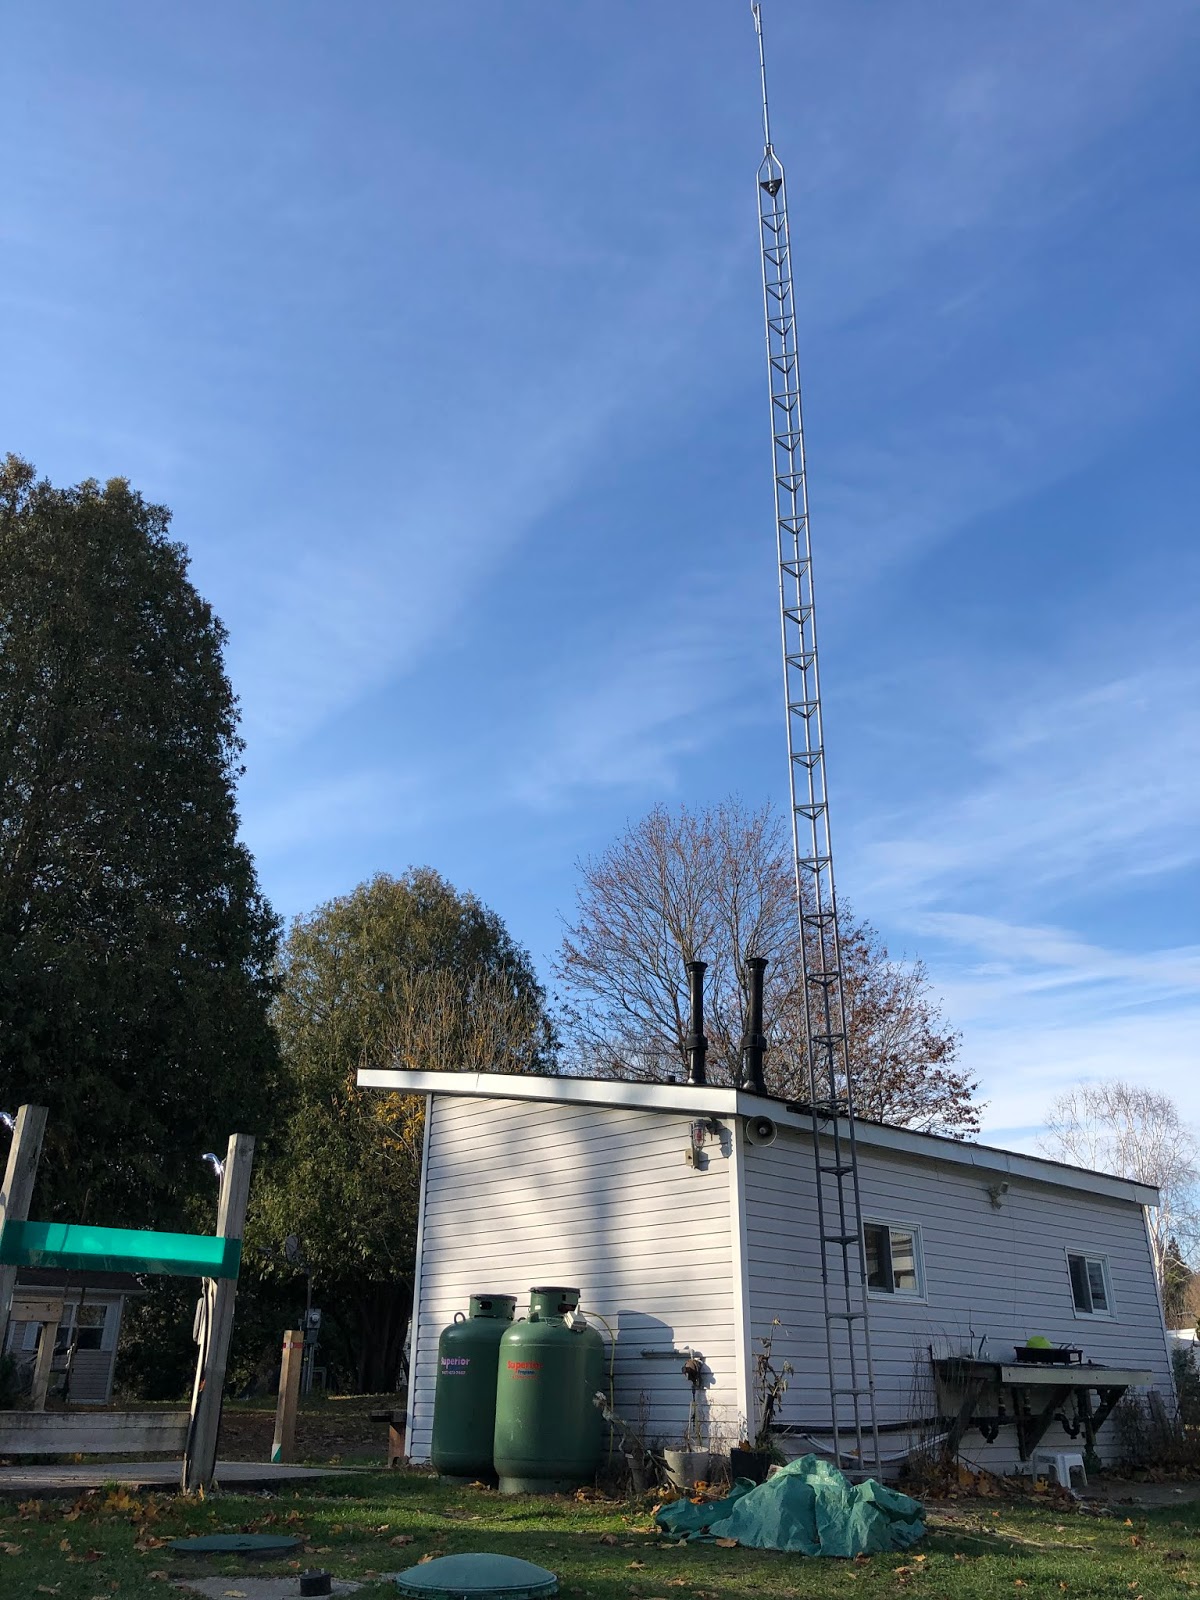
[0,1460,357,1496]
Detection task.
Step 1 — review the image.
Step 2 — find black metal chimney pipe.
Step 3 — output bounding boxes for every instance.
[741,956,768,1094]
[684,959,708,1086]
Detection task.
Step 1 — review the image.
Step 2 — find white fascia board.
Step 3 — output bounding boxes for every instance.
[357,1068,739,1117]
[356,1069,1158,1208]
[730,1093,1160,1207]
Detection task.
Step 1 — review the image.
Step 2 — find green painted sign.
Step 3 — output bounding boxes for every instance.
[0,1220,241,1280]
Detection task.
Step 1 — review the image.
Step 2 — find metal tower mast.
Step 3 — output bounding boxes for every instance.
[751,2,881,1473]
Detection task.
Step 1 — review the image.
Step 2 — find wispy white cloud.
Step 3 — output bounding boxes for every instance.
[972,1005,1200,1148]
[241,768,428,858]
[223,244,739,757]
[858,652,1200,912]
[502,570,771,811]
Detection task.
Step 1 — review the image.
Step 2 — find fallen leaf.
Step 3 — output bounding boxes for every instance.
[714,1537,739,1549]
[599,1534,618,1546]
[628,1560,646,1569]
[389,1535,415,1547]
[36,1588,61,1596]
[146,1574,171,1583]
[0,1542,23,1555]
[223,1592,247,1598]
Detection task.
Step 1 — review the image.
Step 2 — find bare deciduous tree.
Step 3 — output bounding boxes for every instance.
[1040,1080,1199,1281]
[557,797,978,1136]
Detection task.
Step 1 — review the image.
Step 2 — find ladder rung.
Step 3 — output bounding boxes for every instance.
[820,1164,854,1176]
[822,1234,857,1245]
[827,1311,863,1321]
[831,1387,872,1397]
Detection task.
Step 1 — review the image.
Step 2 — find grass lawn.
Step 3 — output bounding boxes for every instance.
[2,1472,1200,1600]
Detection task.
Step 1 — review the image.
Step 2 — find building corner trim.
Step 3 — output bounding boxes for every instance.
[404,1093,434,1461]
[729,1119,754,1432]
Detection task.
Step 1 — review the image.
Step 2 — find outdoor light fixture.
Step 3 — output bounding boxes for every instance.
[201,1151,225,1183]
[0,1111,14,1134]
[686,1118,721,1168]
[986,1180,1010,1209]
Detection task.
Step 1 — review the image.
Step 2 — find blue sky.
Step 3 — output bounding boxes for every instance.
[2,1,1197,1146]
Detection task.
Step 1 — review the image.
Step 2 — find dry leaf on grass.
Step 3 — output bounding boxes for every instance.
[628,1560,646,1569]
[390,1534,415,1547]
[0,1542,23,1555]
[713,1537,739,1549]
[599,1534,617,1546]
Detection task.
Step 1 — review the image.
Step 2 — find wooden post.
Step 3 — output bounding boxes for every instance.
[30,1315,59,1411]
[0,1105,48,1365]
[270,1329,304,1463]
[181,1132,254,1494]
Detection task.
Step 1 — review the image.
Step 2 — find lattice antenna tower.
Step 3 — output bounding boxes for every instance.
[750,1,880,1473]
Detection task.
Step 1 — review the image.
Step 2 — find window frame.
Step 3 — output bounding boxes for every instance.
[863,1218,927,1302]
[1065,1249,1116,1320]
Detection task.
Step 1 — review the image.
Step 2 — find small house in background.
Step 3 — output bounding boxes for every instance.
[2,1269,145,1405]
[358,1068,1173,1475]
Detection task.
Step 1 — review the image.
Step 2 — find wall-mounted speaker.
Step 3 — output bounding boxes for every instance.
[744,1115,777,1146]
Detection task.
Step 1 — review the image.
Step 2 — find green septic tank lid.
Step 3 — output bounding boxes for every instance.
[394,1551,557,1598]
[168,1533,302,1556]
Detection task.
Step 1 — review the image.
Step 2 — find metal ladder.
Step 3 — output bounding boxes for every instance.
[751,2,881,1473]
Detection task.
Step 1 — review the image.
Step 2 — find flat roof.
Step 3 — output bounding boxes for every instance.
[357,1068,1159,1207]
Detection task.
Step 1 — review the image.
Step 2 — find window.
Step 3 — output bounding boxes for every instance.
[70,1305,108,1351]
[26,1302,111,1355]
[864,1221,924,1297]
[1068,1252,1112,1316]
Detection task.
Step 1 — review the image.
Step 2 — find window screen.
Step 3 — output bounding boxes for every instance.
[1068,1252,1111,1315]
[864,1223,891,1290]
[864,1222,923,1296]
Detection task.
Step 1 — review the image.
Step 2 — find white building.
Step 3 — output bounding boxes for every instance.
[358,1069,1171,1474]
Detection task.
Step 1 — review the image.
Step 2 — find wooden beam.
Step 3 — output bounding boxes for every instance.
[29,1319,59,1412]
[271,1330,304,1463]
[0,1409,189,1456]
[11,1296,64,1324]
[1014,1383,1071,1460]
[181,1132,254,1494]
[0,1105,48,1363]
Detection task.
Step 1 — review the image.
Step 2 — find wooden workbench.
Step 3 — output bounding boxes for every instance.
[933,1357,1153,1462]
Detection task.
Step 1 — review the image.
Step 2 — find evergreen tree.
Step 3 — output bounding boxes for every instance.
[0,456,280,1227]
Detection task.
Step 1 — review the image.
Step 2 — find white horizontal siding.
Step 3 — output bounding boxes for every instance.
[743,1127,1173,1470]
[411,1095,739,1463]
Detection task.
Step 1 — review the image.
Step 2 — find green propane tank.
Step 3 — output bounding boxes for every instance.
[430,1292,517,1482]
[494,1286,606,1494]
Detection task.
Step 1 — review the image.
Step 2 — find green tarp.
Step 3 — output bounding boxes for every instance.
[655,1454,926,1558]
